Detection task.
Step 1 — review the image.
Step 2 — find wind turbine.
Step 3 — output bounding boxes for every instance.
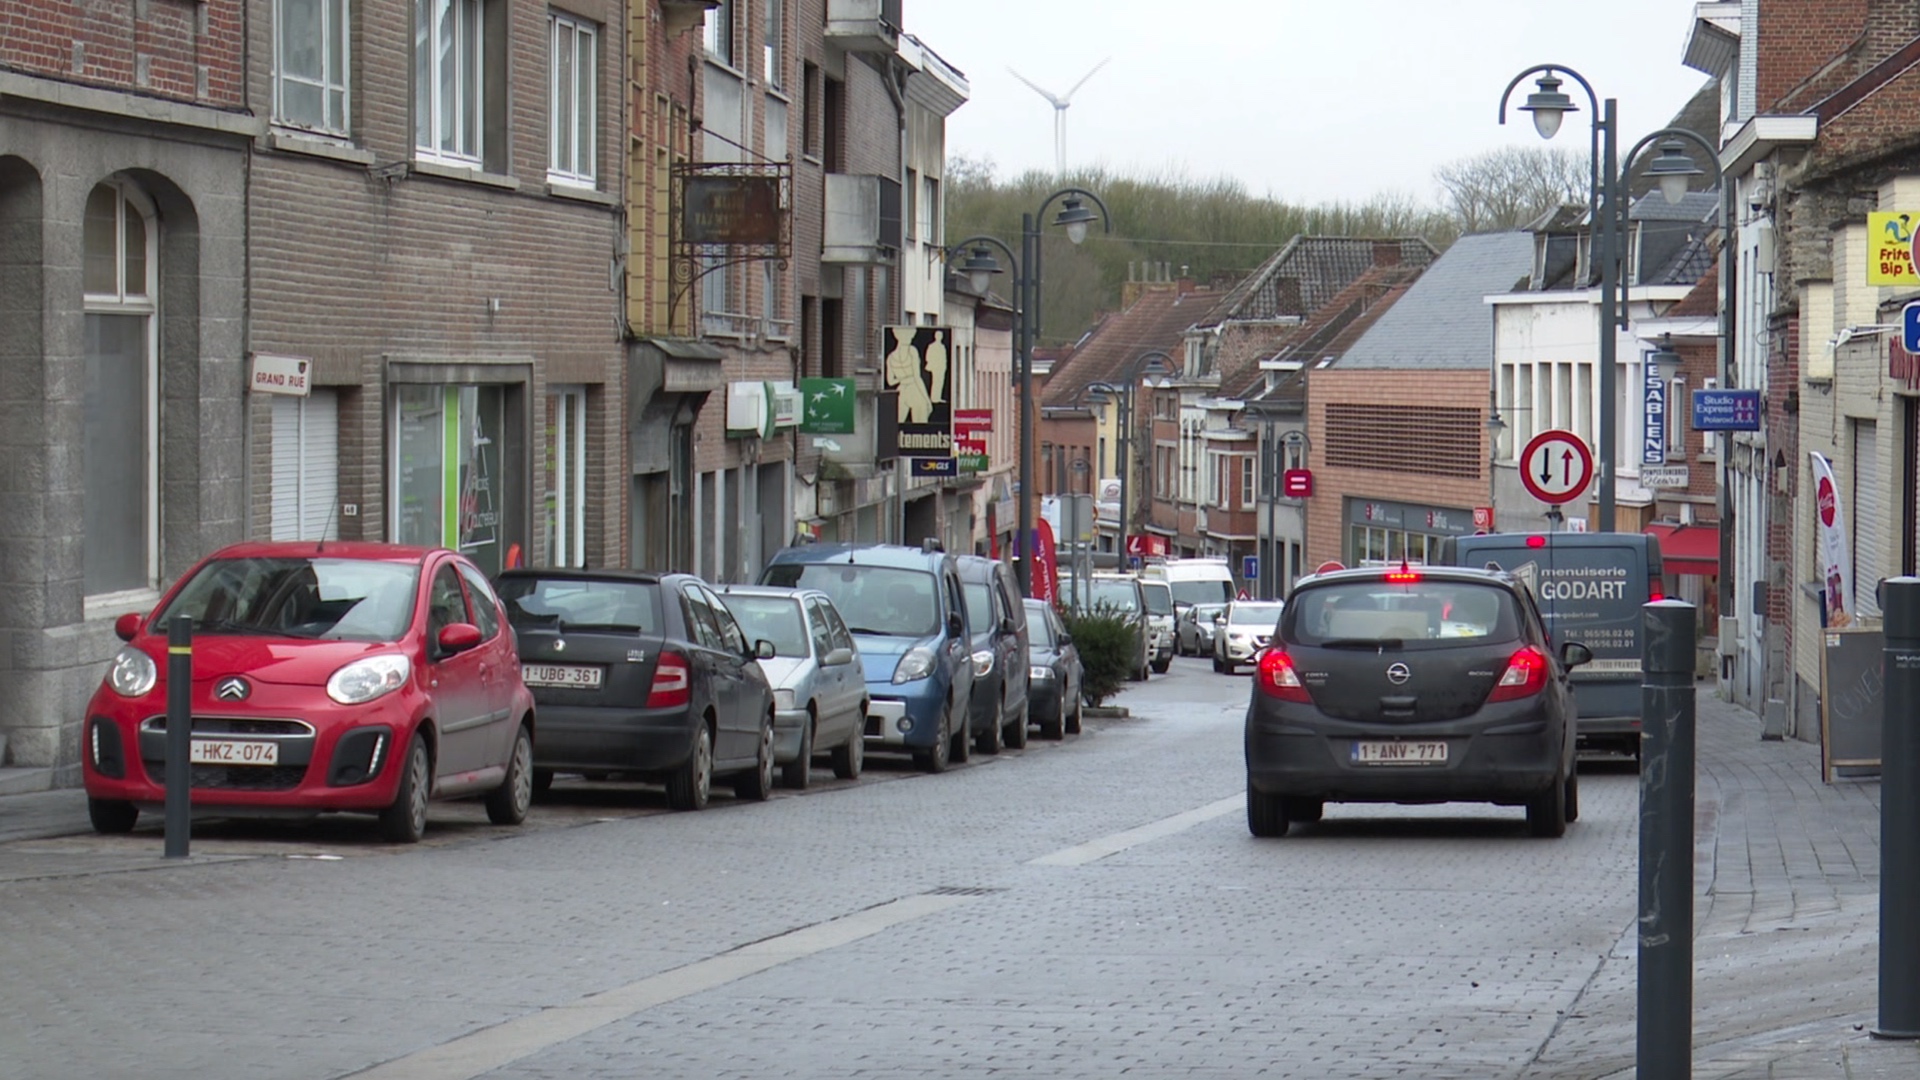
[1007,58,1110,175]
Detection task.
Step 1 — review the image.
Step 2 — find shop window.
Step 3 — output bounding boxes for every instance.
[393,383,523,575]
[82,180,158,599]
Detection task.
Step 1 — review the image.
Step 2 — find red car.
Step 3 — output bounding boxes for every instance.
[81,542,537,843]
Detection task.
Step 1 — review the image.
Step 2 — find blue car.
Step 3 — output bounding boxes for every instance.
[761,542,975,773]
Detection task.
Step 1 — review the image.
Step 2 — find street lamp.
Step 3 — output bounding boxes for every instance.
[1499,66,1723,533]
[1085,349,1173,571]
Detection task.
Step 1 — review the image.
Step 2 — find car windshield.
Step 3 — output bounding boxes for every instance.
[721,595,809,658]
[1230,602,1285,626]
[1141,585,1173,616]
[496,577,661,633]
[155,557,421,643]
[1027,610,1055,647]
[763,563,939,638]
[1086,580,1140,614]
[1284,579,1518,648]
[962,583,993,637]
[1170,580,1233,606]
[1192,603,1226,623]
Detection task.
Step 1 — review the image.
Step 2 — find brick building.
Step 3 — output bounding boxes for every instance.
[1,0,255,776]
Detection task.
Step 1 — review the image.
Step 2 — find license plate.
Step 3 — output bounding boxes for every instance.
[190,739,279,766]
[1352,740,1448,765]
[523,663,603,689]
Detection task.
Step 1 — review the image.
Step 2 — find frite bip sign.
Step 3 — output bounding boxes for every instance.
[1868,211,1920,285]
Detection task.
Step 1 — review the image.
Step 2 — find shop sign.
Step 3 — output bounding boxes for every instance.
[798,378,856,434]
[1641,465,1690,488]
[1642,365,1667,464]
[682,174,786,247]
[1691,389,1761,432]
[1868,211,1920,285]
[250,353,311,397]
[769,382,802,428]
[885,325,955,465]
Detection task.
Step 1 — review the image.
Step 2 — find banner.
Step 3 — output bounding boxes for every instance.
[1810,452,1856,628]
[798,378,856,434]
[1868,211,1920,286]
[1034,518,1060,604]
[883,325,954,461]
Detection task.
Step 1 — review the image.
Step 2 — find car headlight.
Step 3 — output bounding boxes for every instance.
[1030,665,1053,681]
[106,647,157,698]
[326,655,412,705]
[892,646,936,684]
[971,649,994,678]
[772,688,796,712]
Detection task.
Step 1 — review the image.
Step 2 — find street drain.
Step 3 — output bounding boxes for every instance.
[928,885,1004,896]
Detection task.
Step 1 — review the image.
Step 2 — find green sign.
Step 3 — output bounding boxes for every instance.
[798,378,856,434]
[958,453,989,473]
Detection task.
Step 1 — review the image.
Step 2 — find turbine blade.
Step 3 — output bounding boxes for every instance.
[1007,66,1067,108]
[1062,57,1111,101]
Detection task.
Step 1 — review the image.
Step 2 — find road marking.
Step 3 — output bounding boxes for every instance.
[344,891,975,1080]
[1027,794,1244,866]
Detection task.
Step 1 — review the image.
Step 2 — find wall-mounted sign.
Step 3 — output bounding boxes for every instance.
[1642,363,1667,465]
[250,353,311,396]
[1868,211,1920,285]
[884,325,954,463]
[798,378,856,434]
[1691,388,1761,432]
[1641,465,1690,489]
[681,174,786,246]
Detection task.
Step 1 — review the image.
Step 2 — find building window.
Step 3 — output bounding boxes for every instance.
[801,61,819,158]
[765,93,788,161]
[275,0,351,135]
[920,175,939,246]
[704,0,734,67]
[763,0,783,87]
[414,0,487,165]
[904,168,917,242]
[548,14,597,186]
[545,386,588,567]
[1242,456,1256,509]
[83,181,159,598]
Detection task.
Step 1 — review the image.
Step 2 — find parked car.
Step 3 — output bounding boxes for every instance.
[1243,564,1588,838]
[1080,572,1152,681]
[1139,578,1175,674]
[955,555,1031,755]
[1179,602,1227,656]
[716,584,868,788]
[81,542,536,843]
[1214,599,1286,673]
[494,569,777,811]
[761,542,975,773]
[1024,598,1083,739]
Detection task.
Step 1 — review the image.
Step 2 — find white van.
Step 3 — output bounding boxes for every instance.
[1141,557,1237,609]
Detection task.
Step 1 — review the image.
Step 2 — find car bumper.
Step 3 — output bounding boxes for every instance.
[529,702,698,775]
[864,679,949,750]
[1219,637,1266,662]
[1244,701,1568,802]
[773,705,809,764]
[1028,679,1062,721]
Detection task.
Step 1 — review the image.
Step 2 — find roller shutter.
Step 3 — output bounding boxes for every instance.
[1853,420,1884,619]
[270,390,339,542]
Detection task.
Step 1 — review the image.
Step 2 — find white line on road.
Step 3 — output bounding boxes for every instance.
[1026,794,1244,866]
[342,891,975,1080]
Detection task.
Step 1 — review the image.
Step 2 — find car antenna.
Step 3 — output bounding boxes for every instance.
[316,501,339,554]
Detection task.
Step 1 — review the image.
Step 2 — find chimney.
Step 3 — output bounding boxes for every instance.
[1372,241,1402,267]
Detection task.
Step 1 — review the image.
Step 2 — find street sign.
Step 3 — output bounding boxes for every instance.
[1691,389,1762,432]
[1641,465,1690,489]
[1242,555,1258,581]
[1314,560,1346,575]
[1904,300,1920,353]
[1518,429,1594,505]
[1472,506,1495,530]
[1281,468,1313,498]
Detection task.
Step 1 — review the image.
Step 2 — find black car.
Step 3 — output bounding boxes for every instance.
[955,555,1031,755]
[1242,564,1590,839]
[1024,598,1083,739]
[495,569,778,811]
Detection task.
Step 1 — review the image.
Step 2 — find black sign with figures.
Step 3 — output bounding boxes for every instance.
[883,325,954,459]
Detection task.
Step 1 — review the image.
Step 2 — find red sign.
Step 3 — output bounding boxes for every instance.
[1281,468,1314,498]
[1314,560,1346,575]
[954,409,994,433]
[1472,506,1495,530]
[1518,429,1594,505]
[1125,534,1169,557]
[1817,475,1837,527]
[956,436,988,455]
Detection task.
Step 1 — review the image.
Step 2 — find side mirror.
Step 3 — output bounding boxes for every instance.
[754,638,776,661]
[114,613,144,642]
[823,646,855,666]
[1560,641,1593,669]
[1058,632,1073,647]
[1001,615,1020,635]
[1212,613,1226,624]
[438,623,483,654]
[947,611,965,638]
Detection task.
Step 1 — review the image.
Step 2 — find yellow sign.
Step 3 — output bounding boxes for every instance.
[1869,212,1920,284]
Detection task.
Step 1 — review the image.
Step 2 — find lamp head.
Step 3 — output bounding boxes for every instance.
[1646,140,1703,205]
[959,245,1003,294]
[1648,332,1680,372]
[1519,72,1575,140]
[1053,196,1099,245]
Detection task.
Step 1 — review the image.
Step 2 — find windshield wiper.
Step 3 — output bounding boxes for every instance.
[198,617,273,636]
[844,625,892,636]
[1319,637,1403,650]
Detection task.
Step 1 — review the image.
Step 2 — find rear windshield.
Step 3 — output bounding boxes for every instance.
[1027,609,1054,647]
[762,563,938,639]
[1141,585,1173,616]
[1085,579,1140,614]
[497,577,661,633]
[721,595,808,658]
[1169,580,1233,606]
[157,557,420,642]
[1283,580,1518,649]
[1228,602,1285,626]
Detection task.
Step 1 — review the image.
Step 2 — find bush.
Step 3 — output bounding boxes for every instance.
[1062,606,1140,707]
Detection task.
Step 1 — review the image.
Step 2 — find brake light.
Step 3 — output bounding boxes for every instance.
[1649,580,1665,602]
[1384,570,1421,583]
[1485,645,1549,702]
[646,651,691,709]
[1525,535,1547,549]
[1255,649,1312,702]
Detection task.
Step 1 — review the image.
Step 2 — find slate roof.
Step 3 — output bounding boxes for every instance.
[1193,236,1438,328]
[1038,285,1224,408]
[1337,232,1536,370]
[1234,263,1427,402]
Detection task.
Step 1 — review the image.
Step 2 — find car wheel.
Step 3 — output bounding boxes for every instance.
[378,733,432,843]
[917,706,952,774]
[1151,657,1170,675]
[88,797,138,834]
[483,724,534,826]
[782,710,814,790]
[735,712,775,801]
[949,696,971,765]
[531,767,555,800]
[1564,770,1580,823]
[1281,797,1323,823]
[1526,772,1569,838]
[1040,703,1064,741]
[1212,655,1225,674]
[1247,786,1290,838]
[667,723,713,811]
[832,706,865,780]
[976,697,1004,756]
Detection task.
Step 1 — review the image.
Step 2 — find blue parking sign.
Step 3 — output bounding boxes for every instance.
[1905,301,1920,354]
[1243,555,1259,581]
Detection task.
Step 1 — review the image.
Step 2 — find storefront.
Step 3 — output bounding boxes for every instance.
[392,379,529,577]
[1344,497,1477,565]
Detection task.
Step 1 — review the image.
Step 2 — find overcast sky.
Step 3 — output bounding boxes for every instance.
[909,0,1716,207]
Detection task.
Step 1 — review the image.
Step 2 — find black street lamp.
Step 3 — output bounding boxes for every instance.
[1086,349,1173,571]
[1499,66,1724,533]
[951,187,1111,595]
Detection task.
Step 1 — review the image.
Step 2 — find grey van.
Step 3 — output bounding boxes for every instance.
[1435,530,1663,761]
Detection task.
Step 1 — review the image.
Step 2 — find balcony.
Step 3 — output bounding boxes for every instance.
[822,173,901,264]
[825,0,901,54]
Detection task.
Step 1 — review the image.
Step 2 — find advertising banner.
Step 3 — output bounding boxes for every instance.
[884,325,954,462]
[1868,211,1920,286]
[1034,518,1060,604]
[1810,452,1856,628]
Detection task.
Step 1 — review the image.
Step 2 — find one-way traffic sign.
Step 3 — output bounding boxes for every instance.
[1519,429,1594,505]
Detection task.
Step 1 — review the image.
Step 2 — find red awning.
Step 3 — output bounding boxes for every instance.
[1644,522,1719,576]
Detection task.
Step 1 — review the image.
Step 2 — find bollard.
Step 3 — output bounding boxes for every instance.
[164,614,192,859]
[1876,577,1920,1039]
[1639,599,1696,1079]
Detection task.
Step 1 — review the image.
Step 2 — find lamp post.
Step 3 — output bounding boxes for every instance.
[1499,68,1723,533]
[1087,349,1173,572]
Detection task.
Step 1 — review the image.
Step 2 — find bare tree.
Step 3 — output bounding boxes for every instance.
[1433,146,1589,233]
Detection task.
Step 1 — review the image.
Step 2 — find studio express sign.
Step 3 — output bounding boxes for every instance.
[885,325,954,459]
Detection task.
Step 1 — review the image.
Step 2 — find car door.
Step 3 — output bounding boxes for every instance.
[815,598,864,732]
[424,560,491,778]
[705,584,765,763]
[940,566,973,710]
[679,585,744,761]
[799,597,841,739]
[455,560,519,766]
[992,567,1027,713]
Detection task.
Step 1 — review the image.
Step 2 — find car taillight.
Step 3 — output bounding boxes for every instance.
[646,651,691,709]
[1255,649,1312,702]
[1649,580,1665,602]
[1485,645,1549,702]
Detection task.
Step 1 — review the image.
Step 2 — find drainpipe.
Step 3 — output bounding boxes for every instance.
[883,55,909,542]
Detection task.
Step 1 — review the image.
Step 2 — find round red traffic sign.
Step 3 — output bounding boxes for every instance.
[1518,429,1594,505]
[1314,560,1346,575]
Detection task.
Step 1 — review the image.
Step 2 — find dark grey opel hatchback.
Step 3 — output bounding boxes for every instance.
[1243,564,1590,839]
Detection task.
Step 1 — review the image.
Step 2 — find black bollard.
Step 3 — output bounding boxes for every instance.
[1639,599,1696,1078]
[1877,577,1920,1039]
[164,614,192,859]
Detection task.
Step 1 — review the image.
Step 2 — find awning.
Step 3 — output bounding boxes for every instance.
[1645,522,1719,576]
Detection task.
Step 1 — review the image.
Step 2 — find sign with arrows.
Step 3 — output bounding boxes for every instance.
[1518,429,1594,505]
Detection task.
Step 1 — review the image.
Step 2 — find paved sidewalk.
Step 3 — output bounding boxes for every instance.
[5,687,1920,1077]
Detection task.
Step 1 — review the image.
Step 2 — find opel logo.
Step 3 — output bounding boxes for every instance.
[215,676,251,701]
[1386,663,1411,685]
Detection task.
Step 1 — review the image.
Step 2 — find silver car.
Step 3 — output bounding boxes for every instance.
[1213,600,1285,674]
[1178,602,1227,656]
[717,585,868,788]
